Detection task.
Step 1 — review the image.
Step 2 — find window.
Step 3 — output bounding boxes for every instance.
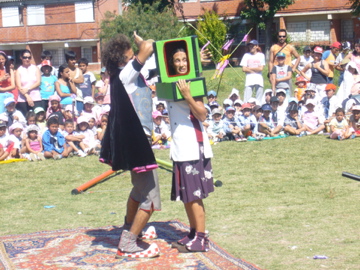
[27,5,45,26]
[310,21,330,42]
[75,1,94,23]
[287,22,307,42]
[341,19,354,40]
[2,6,21,27]
[81,47,92,62]
[47,49,63,67]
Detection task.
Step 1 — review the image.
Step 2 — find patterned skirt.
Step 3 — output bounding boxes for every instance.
[171,144,214,204]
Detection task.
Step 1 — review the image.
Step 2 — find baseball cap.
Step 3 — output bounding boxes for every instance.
[261,104,272,111]
[295,76,307,84]
[288,103,298,112]
[276,52,286,58]
[27,124,40,133]
[233,99,243,106]
[270,96,279,103]
[352,105,360,111]
[64,105,78,115]
[100,67,106,73]
[303,45,311,52]
[152,110,162,119]
[305,99,316,106]
[248,40,259,45]
[223,98,233,106]
[207,90,217,97]
[331,42,341,49]
[211,108,222,116]
[0,119,7,127]
[4,97,15,107]
[34,107,45,114]
[226,106,235,112]
[83,96,94,104]
[313,46,323,54]
[209,101,219,108]
[252,105,262,112]
[95,92,105,99]
[276,89,286,95]
[342,41,351,50]
[241,103,252,109]
[248,97,258,104]
[77,116,89,124]
[40,60,53,72]
[288,97,298,104]
[325,84,337,91]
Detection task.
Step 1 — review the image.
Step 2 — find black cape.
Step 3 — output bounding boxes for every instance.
[100,69,156,171]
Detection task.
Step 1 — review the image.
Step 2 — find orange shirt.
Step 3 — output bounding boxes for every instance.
[272,44,294,66]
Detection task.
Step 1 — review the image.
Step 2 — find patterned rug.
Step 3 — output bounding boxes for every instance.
[0,220,262,270]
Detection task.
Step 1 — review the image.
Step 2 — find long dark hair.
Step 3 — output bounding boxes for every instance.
[353,43,360,56]
[58,64,69,79]
[168,48,186,75]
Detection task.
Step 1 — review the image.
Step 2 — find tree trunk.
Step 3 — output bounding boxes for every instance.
[264,18,274,62]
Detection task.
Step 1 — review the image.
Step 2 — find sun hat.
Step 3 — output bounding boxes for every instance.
[306,83,316,92]
[34,107,45,114]
[0,119,6,127]
[27,124,40,133]
[9,122,23,134]
[288,97,298,104]
[252,105,262,112]
[233,99,243,106]
[305,99,316,106]
[313,46,323,54]
[248,97,258,104]
[207,90,217,97]
[295,76,307,85]
[276,89,286,95]
[152,110,162,119]
[241,103,252,109]
[83,96,94,105]
[261,104,272,111]
[325,84,337,91]
[77,116,89,124]
[95,92,105,99]
[4,97,15,107]
[211,108,222,116]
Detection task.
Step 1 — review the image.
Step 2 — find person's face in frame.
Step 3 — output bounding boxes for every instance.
[278,31,287,44]
[172,51,188,75]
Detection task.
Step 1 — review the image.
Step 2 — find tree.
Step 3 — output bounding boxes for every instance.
[349,0,360,16]
[241,0,295,59]
[99,2,182,48]
[197,10,227,63]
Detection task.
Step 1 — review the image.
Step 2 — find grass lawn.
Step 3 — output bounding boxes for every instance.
[1,67,359,270]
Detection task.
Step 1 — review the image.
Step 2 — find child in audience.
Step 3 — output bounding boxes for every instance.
[261,89,273,105]
[77,58,96,99]
[43,116,71,159]
[270,52,292,97]
[65,51,84,112]
[294,76,307,101]
[321,83,340,132]
[8,122,25,158]
[46,95,65,129]
[34,107,46,133]
[238,103,257,137]
[0,119,14,161]
[233,99,243,118]
[223,99,233,111]
[95,67,110,105]
[24,124,45,161]
[63,119,86,157]
[0,97,26,127]
[252,105,265,140]
[63,104,78,123]
[81,96,96,119]
[152,110,171,148]
[207,108,226,143]
[97,113,108,141]
[283,103,307,136]
[76,116,97,154]
[39,60,57,111]
[228,88,241,103]
[25,111,36,128]
[223,106,245,141]
[349,105,360,137]
[329,107,353,140]
[258,104,279,137]
[206,90,217,107]
[269,96,284,134]
[302,99,325,135]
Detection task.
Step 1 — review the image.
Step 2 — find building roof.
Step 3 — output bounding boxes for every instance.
[278,0,351,14]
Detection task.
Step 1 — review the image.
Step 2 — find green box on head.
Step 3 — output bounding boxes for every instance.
[153,36,207,101]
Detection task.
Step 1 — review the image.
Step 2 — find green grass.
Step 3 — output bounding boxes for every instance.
[1,67,358,270]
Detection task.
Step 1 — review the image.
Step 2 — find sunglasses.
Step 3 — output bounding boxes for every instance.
[22,56,31,60]
[278,35,286,38]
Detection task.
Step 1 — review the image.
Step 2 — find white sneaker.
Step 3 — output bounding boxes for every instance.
[116,243,160,258]
[140,226,158,240]
[78,150,87,157]
[29,153,37,162]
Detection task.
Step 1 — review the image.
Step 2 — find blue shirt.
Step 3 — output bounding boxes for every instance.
[40,75,57,100]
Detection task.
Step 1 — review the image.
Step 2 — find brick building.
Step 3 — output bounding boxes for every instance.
[176,0,355,49]
[0,0,120,72]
